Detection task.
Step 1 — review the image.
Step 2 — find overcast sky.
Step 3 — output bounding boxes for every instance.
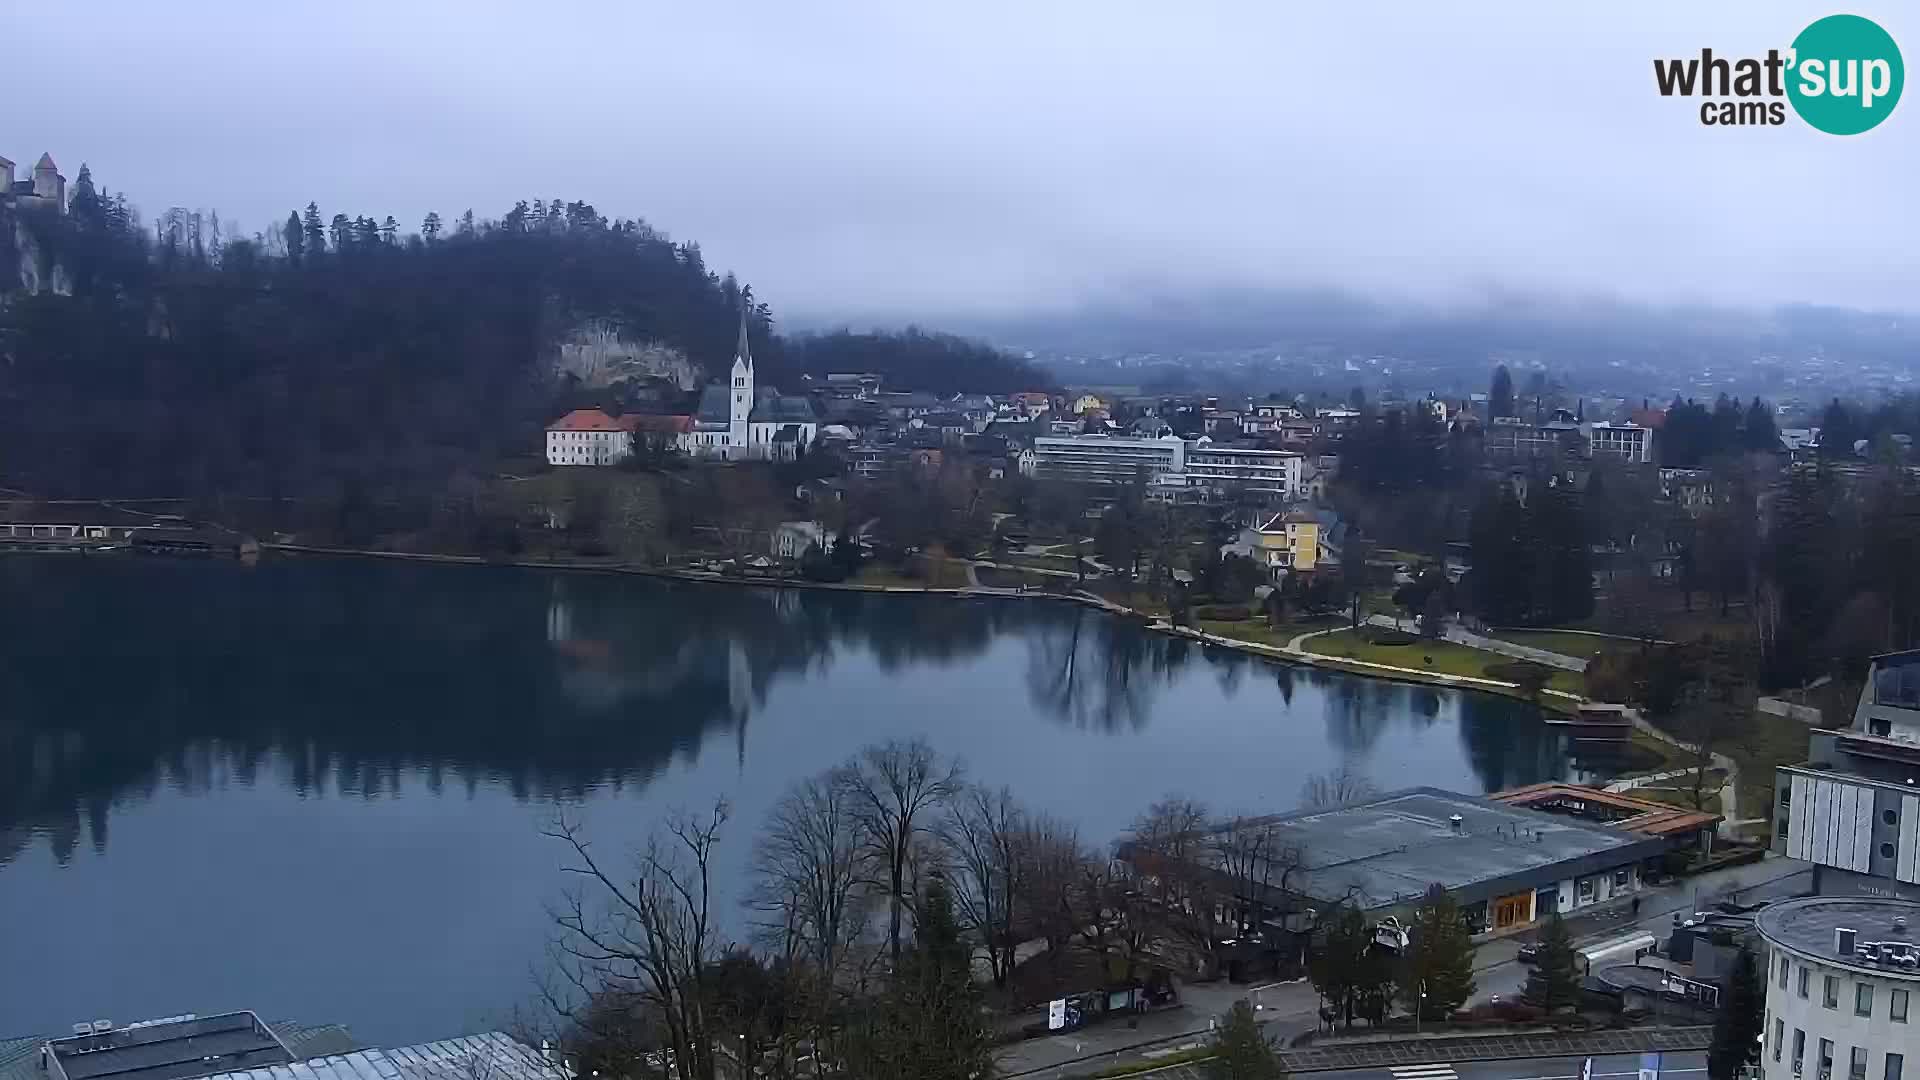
[4,2,1911,323]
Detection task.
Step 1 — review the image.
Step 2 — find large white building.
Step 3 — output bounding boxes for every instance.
[1184,444,1305,500]
[1028,433,1188,486]
[1759,897,1920,1080]
[1774,651,1920,901]
[682,318,819,461]
[1588,421,1655,463]
[545,409,633,466]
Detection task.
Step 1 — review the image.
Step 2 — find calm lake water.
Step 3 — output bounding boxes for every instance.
[0,556,1615,1045]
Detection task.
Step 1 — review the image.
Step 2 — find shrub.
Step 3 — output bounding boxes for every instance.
[1363,628,1418,646]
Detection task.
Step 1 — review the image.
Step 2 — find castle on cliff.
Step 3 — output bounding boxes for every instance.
[0,152,67,213]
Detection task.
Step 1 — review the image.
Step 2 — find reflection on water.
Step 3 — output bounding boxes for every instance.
[0,555,1630,1045]
[0,557,1613,871]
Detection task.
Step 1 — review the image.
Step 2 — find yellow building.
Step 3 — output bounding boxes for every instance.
[1238,508,1344,579]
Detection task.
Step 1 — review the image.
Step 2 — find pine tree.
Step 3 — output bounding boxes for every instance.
[1490,365,1515,419]
[1309,903,1398,1029]
[1744,398,1779,453]
[302,202,325,253]
[842,878,994,1080]
[1208,1001,1282,1080]
[1402,883,1476,1020]
[283,212,305,262]
[1708,947,1764,1080]
[1525,912,1581,1011]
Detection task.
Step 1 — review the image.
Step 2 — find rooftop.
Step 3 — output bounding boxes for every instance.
[545,409,625,433]
[1489,783,1721,840]
[1758,897,1920,980]
[197,1033,558,1080]
[44,1013,293,1080]
[1188,787,1664,911]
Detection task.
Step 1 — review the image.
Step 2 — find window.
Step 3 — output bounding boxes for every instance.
[1887,808,1900,826]
[1783,787,1794,807]
[1794,1030,1806,1075]
[1781,955,1792,989]
[1889,1054,1904,1080]
[1859,983,1875,1016]
[1614,869,1631,888]
[1827,975,1841,1008]
[1885,842,1898,859]
[1852,1047,1868,1080]
[1822,1039,1835,1080]
[1801,967,1811,998]
[1774,1018,1785,1062]
[1578,877,1596,903]
[1782,818,1793,840]
[1895,989,1909,1022]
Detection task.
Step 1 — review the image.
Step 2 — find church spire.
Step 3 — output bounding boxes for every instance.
[735,310,753,372]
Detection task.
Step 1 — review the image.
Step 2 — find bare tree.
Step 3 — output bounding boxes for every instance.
[1125,795,1224,976]
[941,783,1025,987]
[542,802,730,1080]
[1017,813,1090,963]
[1299,765,1378,809]
[1212,814,1310,969]
[841,738,965,970]
[750,769,870,998]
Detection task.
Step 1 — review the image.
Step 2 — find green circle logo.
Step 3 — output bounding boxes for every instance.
[1788,14,1904,134]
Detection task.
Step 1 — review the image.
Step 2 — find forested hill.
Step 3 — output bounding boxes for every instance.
[0,175,1044,499]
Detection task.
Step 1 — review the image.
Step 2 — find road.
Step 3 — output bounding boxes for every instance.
[999,856,1813,1078]
[1136,1051,1707,1080]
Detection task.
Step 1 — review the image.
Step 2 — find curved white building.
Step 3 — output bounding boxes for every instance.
[1759,897,1920,1080]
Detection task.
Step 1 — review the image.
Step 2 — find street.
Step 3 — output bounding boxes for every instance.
[999,855,1813,1078]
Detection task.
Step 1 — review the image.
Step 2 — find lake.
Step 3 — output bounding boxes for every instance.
[0,555,1613,1045]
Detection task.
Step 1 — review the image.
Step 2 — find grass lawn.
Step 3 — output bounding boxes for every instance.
[1489,630,1627,660]
[1001,552,1085,575]
[1196,614,1343,649]
[1305,630,1586,696]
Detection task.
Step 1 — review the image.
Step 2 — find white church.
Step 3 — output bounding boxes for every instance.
[680,317,819,462]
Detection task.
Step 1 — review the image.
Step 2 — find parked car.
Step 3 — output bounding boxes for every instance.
[1516,943,1542,964]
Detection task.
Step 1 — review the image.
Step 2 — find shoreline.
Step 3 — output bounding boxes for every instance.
[258,542,1586,714]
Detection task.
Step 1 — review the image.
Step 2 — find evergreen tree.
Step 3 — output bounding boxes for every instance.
[1402,883,1475,1020]
[1821,399,1859,459]
[842,877,994,1080]
[302,201,325,253]
[67,164,103,225]
[1744,397,1779,453]
[1467,487,1531,625]
[1207,1001,1282,1080]
[1708,947,1764,1080]
[1308,903,1397,1029]
[458,208,475,235]
[283,211,304,263]
[1490,365,1514,419]
[421,211,442,242]
[1524,912,1580,1011]
[380,216,399,245]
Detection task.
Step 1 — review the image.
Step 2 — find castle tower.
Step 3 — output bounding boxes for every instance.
[0,156,15,193]
[31,153,65,210]
[728,313,753,449]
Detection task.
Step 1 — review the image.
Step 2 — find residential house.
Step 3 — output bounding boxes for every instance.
[773,521,837,561]
[1233,507,1344,579]
[1008,391,1053,419]
[1071,392,1107,415]
[1588,421,1654,463]
[546,409,633,466]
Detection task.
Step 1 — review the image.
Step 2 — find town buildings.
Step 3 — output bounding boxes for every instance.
[1773,650,1920,901]
[1757,896,1920,1080]
[14,1013,560,1080]
[1231,507,1344,579]
[1122,787,1668,940]
[1026,433,1188,486]
[1183,444,1305,501]
[681,319,818,462]
[545,408,634,466]
[1490,782,1721,856]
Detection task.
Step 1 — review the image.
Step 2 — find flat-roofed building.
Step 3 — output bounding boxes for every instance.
[1757,897,1920,1080]
[1030,433,1187,486]
[1184,444,1304,501]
